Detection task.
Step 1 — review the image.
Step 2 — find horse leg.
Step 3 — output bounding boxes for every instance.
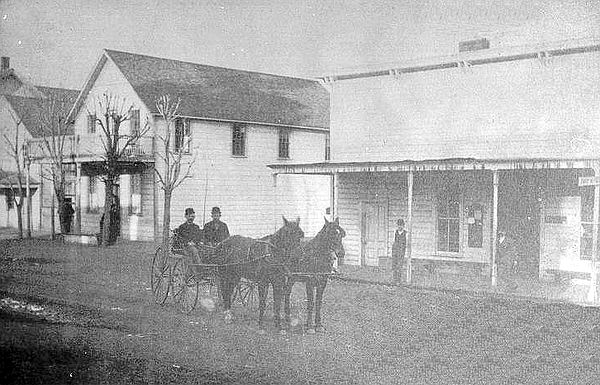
[283,278,294,328]
[221,277,236,324]
[305,281,315,334]
[272,280,285,333]
[257,280,268,332]
[314,279,328,332]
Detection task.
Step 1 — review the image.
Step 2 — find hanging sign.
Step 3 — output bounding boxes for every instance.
[578,176,600,187]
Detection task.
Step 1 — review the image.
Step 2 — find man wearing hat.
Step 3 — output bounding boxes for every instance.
[203,206,230,246]
[176,208,204,263]
[392,218,407,282]
[496,229,520,290]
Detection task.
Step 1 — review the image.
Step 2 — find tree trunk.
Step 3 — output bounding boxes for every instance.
[102,175,120,246]
[162,190,172,257]
[16,201,23,239]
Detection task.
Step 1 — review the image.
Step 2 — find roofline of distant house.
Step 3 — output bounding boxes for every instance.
[151,113,329,132]
[319,40,600,83]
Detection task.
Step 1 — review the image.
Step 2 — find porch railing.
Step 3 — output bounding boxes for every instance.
[26,135,154,161]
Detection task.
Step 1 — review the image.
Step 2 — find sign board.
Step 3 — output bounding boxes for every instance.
[579,176,600,187]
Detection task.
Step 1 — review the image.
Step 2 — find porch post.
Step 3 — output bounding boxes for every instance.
[406,170,413,284]
[587,165,600,303]
[330,173,336,220]
[491,170,499,286]
[75,162,81,233]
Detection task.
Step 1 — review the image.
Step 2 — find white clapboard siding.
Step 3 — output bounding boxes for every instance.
[330,50,600,164]
[338,171,496,266]
[162,120,329,239]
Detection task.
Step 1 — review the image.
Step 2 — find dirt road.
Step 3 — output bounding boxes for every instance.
[1,239,600,384]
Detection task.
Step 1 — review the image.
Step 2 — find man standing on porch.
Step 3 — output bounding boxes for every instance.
[497,230,520,290]
[392,218,407,282]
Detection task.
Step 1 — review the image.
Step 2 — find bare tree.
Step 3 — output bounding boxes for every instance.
[2,110,26,238]
[33,89,76,237]
[154,95,195,253]
[89,92,150,246]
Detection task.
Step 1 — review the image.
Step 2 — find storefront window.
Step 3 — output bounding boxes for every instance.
[438,189,460,253]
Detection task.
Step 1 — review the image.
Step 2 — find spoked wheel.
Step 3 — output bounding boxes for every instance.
[151,247,171,305]
[233,278,257,310]
[171,258,199,314]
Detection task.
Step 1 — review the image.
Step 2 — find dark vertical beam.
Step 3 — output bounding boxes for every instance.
[75,162,81,233]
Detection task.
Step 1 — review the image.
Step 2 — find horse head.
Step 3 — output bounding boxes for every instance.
[271,216,304,253]
[320,217,346,265]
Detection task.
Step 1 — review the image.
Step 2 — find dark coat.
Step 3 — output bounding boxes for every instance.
[497,237,520,273]
[176,221,204,245]
[203,220,230,246]
[392,230,407,259]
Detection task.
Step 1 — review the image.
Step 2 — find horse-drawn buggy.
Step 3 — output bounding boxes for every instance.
[150,217,346,333]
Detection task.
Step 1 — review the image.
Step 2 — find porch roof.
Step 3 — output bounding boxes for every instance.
[0,169,39,187]
[268,157,599,175]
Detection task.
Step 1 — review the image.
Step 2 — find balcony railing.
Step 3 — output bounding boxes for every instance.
[26,134,154,162]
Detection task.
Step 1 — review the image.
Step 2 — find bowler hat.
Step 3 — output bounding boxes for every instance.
[185,208,195,215]
[211,207,221,215]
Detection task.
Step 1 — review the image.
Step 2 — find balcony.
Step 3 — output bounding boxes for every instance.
[27,134,155,163]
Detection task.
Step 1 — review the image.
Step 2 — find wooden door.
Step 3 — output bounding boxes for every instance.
[361,202,387,266]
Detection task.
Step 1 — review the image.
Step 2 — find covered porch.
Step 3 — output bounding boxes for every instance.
[269,157,600,305]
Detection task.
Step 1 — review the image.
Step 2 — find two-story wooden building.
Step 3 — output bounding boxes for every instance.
[270,38,600,301]
[66,49,331,241]
[1,85,79,231]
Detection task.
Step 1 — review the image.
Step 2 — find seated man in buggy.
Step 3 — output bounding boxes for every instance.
[175,208,205,264]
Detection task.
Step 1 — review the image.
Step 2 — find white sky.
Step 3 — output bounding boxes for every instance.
[0,0,599,90]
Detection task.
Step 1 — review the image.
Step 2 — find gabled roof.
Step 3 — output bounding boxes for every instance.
[0,68,44,98]
[73,49,329,129]
[4,86,79,138]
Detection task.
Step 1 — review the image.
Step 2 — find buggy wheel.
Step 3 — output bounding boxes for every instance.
[233,278,257,310]
[172,258,199,314]
[151,247,170,305]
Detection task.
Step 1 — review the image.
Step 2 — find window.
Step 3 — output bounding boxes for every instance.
[87,114,96,133]
[232,123,246,156]
[437,188,460,253]
[130,174,142,215]
[130,109,140,137]
[278,129,290,159]
[325,134,331,161]
[87,176,101,213]
[174,118,191,153]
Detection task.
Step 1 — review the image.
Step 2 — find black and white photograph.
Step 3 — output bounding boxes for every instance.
[1,1,600,383]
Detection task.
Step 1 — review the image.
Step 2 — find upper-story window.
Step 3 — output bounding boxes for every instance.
[87,114,96,134]
[325,134,331,161]
[278,129,290,159]
[174,118,191,153]
[232,123,246,157]
[130,109,140,137]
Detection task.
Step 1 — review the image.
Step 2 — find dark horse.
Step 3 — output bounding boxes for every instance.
[283,217,346,333]
[213,217,304,331]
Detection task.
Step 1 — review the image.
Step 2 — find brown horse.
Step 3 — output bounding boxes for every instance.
[213,217,304,332]
[283,217,346,333]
